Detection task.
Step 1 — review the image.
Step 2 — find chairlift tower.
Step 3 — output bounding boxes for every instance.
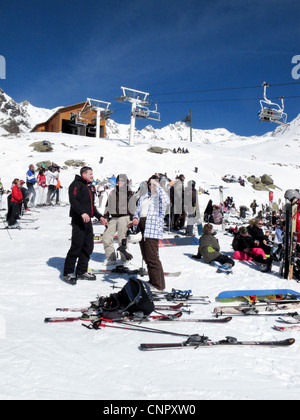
[116,87,160,146]
[80,98,112,138]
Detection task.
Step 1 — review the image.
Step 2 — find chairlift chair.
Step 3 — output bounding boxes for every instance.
[133,105,150,119]
[133,103,161,121]
[70,112,88,126]
[258,82,288,126]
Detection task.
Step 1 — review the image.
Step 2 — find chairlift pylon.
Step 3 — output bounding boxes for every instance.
[258,82,288,126]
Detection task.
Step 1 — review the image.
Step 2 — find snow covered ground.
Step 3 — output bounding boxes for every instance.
[0,120,300,401]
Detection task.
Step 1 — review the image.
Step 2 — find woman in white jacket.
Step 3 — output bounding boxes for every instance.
[133,175,170,290]
[46,165,59,205]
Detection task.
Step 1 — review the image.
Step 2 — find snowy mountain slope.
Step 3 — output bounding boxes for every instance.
[0,108,300,400]
[0,89,56,135]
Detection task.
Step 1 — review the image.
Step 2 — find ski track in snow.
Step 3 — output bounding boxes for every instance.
[0,127,300,400]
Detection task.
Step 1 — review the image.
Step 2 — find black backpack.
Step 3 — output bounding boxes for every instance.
[97,277,155,319]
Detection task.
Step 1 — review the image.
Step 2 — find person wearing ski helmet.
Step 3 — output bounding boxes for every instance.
[132,175,170,290]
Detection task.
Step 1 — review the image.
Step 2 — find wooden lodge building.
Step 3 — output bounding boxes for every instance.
[31,102,106,137]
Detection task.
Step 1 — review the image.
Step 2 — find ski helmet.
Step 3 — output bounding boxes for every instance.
[284,189,300,204]
[127,225,142,244]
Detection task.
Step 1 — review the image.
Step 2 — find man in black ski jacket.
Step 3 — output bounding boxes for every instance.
[63,166,107,284]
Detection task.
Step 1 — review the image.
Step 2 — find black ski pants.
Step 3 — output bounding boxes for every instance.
[214,254,235,266]
[63,219,94,276]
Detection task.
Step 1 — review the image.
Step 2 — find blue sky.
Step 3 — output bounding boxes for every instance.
[1,0,300,136]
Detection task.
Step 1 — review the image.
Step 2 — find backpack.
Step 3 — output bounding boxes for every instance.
[96,277,155,319]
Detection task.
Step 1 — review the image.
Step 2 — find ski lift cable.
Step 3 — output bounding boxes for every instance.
[106,81,300,115]
[154,95,300,105]
[148,81,300,97]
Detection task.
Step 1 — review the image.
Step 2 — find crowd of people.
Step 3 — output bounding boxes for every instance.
[2,162,62,228]
[1,163,294,290]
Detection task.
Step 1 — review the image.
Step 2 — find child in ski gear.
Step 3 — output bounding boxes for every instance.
[102,174,134,267]
[63,166,107,284]
[198,223,235,268]
[133,175,170,290]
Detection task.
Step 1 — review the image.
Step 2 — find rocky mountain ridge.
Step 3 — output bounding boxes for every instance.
[0,88,299,145]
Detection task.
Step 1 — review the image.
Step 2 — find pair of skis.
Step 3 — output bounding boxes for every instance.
[140,336,295,351]
[280,190,300,280]
[0,225,39,230]
[214,300,300,316]
[45,305,231,324]
[88,266,181,278]
[47,310,285,351]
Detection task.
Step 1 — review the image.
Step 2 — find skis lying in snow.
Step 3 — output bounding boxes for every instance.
[44,312,180,323]
[139,336,295,351]
[273,325,300,332]
[216,289,300,303]
[0,225,39,230]
[214,301,300,316]
[44,311,232,324]
[56,302,187,313]
[88,266,181,277]
[152,289,210,303]
[277,314,300,324]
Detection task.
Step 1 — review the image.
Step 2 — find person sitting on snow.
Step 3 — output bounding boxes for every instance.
[194,223,235,269]
[232,226,272,272]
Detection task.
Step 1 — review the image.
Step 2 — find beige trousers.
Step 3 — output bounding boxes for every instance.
[102,216,130,261]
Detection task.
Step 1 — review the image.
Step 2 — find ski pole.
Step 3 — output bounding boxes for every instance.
[0,212,12,240]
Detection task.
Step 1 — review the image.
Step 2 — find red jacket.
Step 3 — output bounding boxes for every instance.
[11,185,23,204]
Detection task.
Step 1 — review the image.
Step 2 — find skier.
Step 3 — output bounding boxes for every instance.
[250,199,258,216]
[46,163,59,205]
[7,178,23,227]
[132,175,170,290]
[63,166,107,284]
[19,180,31,210]
[102,174,134,268]
[26,164,36,206]
[170,174,186,230]
[185,180,197,236]
[36,168,48,206]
